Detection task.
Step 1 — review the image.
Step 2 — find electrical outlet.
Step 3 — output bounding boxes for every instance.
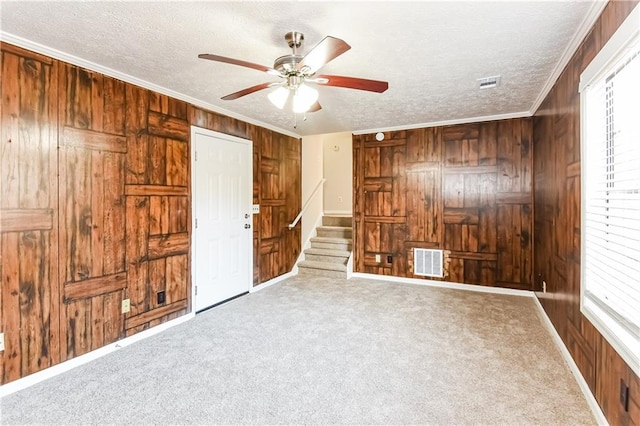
[0,332,4,352]
[157,291,166,305]
[375,254,381,263]
[121,298,131,314]
[387,255,393,263]
[338,196,343,203]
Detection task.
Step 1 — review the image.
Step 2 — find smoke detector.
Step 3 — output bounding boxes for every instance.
[477,75,502,89]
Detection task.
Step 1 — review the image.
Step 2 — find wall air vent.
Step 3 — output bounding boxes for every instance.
[413,248,444,277]
[477,75,502,89]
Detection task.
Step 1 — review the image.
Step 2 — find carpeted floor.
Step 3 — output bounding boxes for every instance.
[1,276,595,425]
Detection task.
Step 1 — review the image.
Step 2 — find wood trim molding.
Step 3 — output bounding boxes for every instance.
[63,273,127,302]
[125,184,188,196]
[124,300,189,329]
[148,232,189,259]
[0,208,53,232]
[61,126,127,153]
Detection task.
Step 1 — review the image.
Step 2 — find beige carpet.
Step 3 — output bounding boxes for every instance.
[1,275,596,425]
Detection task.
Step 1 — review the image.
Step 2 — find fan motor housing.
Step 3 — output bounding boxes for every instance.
[274,55,303,75]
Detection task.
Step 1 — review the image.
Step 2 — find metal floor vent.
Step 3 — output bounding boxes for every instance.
[414,248,444,277]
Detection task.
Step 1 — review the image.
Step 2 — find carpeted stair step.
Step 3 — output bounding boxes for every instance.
[322,215,353,227]
[298,260,347,278]
[297,215,353,278]
[309,236,352,251]
[315,225,353,239]
[304,247,350,264]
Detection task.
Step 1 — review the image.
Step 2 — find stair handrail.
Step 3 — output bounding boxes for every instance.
[288,178,326,230]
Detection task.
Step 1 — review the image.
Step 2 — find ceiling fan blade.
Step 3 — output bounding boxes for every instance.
[307,101,322,113]
[199,54,282,76]
[297,36,351,74]
[221,82,280,101]
[314,74,389,93]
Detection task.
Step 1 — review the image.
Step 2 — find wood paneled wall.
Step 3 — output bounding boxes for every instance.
[353,119,533,290]
[0,45,61,383]
[532,1,639,425]
[0,43,300,385]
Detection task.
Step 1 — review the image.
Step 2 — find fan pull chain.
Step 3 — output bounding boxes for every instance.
[292,113,309,129]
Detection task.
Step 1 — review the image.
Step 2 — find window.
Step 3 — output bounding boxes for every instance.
[579,6,640,377]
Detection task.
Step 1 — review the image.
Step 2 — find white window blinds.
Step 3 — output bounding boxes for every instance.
[580,9,640,377]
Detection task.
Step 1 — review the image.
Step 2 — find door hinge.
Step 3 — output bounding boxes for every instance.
[194,150,198,162]
[195,218,198,229]
[195,286,198,296]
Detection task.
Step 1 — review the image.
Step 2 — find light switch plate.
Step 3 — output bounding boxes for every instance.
[252,204,260,214]
[0,332,5,352]
[121,299,131,314]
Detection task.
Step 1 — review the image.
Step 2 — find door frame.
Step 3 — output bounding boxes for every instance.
[190,126,253,312]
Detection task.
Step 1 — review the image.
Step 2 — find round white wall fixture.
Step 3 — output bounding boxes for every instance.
[375,132,385,141]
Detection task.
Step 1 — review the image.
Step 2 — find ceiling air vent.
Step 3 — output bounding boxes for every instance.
[477,75,501,89]
[414,248,444,278]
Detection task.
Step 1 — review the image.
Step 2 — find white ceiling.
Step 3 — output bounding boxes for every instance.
[1,1,603,137]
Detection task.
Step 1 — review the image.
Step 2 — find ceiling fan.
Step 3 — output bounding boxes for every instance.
[198,31,389,114]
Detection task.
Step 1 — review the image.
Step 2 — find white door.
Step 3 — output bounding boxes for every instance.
[192,128,253,312]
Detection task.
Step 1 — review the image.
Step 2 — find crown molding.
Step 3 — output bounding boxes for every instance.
[529,0,609,115]
[352,110,531,135]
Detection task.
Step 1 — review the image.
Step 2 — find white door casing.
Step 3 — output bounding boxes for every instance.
[191,127,253,312]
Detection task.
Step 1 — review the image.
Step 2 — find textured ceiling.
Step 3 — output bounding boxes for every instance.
[0,1,601,137]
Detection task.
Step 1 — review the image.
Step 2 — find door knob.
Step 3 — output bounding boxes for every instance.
[245,213,250,219]
[244,224,251,229]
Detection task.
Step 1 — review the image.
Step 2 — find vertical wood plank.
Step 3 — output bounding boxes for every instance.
[17,58,47,208]
[103,291,123,343]
[102,152,126,275]
[479,121,498,166]
[125,85,149,185]
[1,233,22,382]
[1,51,21,206]
[90,72,104,132]
[19,231,49,374]
[149,196,162,235]
[90,296,105,350]
[69,66,92,129]
[148,135,166,185]
[167,254,188,302]
[61,147,92,283]
[169,196,188,234]
[160,196,171,235]
[90,150,105,277]
[126,196,150,315]
[166,139,188,186]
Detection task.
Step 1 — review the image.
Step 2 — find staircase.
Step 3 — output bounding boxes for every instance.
[298,216,352,278]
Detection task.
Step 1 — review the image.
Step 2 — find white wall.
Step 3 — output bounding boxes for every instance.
[322,132,352,215]
[301,134,324,248]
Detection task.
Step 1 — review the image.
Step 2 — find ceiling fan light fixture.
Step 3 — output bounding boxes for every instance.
[292,83,319,113]
[200,31,387,119]
[268,86,289,109]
